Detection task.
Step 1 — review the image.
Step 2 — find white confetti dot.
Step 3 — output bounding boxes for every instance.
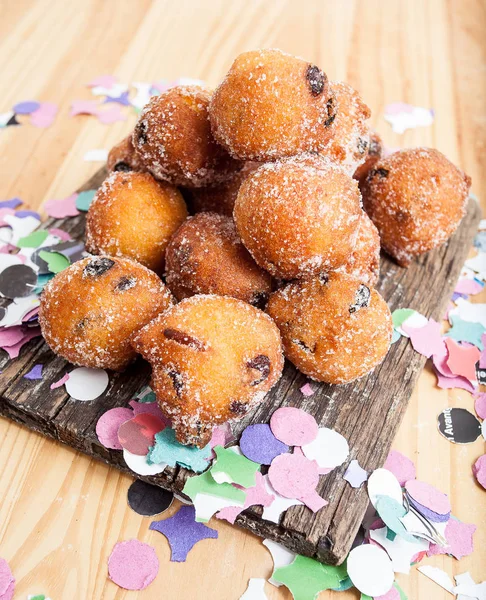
[65,367,109,401]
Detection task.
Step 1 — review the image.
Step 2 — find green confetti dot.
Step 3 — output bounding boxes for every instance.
[392,308,416,329]
[273,555,346,600]
[183,470,246,505]
[17,230,48,248]
[210,445,259,488]
[38,250,70,274]
[75,189,96,212]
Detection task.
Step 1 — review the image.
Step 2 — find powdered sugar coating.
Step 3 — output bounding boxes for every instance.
[85,171,187,274]
[323,81,371,175]
[354,130,383,184]
[132,85,240,187]
[165,212,272,306]
[335,211,381,286]
[39,256,173,371]
[267,272,393,384]
[131,294,284,447]
[209,49,336,161]
[233,155,362,279]
[361,147,471,266]
[106,135,144,173]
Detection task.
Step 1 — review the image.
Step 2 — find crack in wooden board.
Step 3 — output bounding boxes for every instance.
[0,166,481,564]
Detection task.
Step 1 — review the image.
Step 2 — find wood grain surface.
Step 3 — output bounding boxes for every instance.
[0,0,485,598]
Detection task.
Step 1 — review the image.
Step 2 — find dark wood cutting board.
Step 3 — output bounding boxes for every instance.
[0,167,481,564]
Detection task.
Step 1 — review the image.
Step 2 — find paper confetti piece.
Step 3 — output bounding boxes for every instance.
[87,74,118,88]
[97,105,127,124]
[402,319,445,358]
[211,445,259,487]
[118,413,166,456]
[438,407,482,444]
[150,505,217,562]
[16,230,48,249]
[302,427,349,471]
[465,252,486,279]
[127,479,173,517]
[123,449,167,476]
[13,100,40,114]
[30,102,58,128]
[240,423,288,465]
[392,309,427,336]
[428,517,476,559]
[44,194,80,218]
[65,367,109,401]
[216,472,274,524]
[473,454,486,490]
[24,364,43,380]
[50,373,69,389]
[454,572,477,600]
[300,383,314,396]
[270,406,318,446]
[433,352,476,393]
[374,585,402,600]
[128,400,169,424]
[108,539,158,590]
[367,468,403,508]
[48,228,71,241]
[239,578,268,599]
[446,315,485,349]
[383,450,416,487]
[70,100,100,116]
[344,459,368,488]
[273,555,346,600]
[0,325,30,348]
[92,83,128,97]
[268,452,326,512]
[474,392,486,419]
[0,559,14,598]
[452,297,486,327]
[0,264,37,299]
[4,214,40,245]
[96,406,134,450]
[0,198,22,209]
[104,90,131,106]
[348,544,394,597]
[75,189,97,212]
[83,149,109,162]
[444,338,480,381]
[418,565,454,594]
[375,495,418,543]
[405,480,451,519]
[262,476,303,523]
[37,251,69,274]
[0,295,39,328]
[183,470,245,522]
[1,326,41,359]
[384,103,434,134]
[148,427,211,472]
[454,581,486,600]
[369,526,429,574]
[263,539,296,587]
[0,112,19,127]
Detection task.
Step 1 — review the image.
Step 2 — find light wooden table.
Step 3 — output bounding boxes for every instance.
[1,1,485,598]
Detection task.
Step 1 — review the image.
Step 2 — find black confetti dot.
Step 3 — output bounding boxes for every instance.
[127,479,174,516]
[0,265,37,299]
[437,407,482,444]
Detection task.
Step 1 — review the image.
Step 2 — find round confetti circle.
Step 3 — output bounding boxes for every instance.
[65,367,109,401]
[240,423,289,465]
[96,406,133,450]
[108,539,159,590]
[268,452,318,500]
[127,479,174,516]
[0,264,37,299]
[270,407,318,446]
[347,544,394,597]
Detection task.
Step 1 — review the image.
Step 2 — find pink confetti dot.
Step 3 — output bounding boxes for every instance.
[0,559,14,597]
[474,393,486,420]
[375,586,400,600]
[473,454,486,490]
[384,450,416,487]
[108,539,159,590]
[270,407,318,446]
[96,407,133,450]
[405,480,451,516]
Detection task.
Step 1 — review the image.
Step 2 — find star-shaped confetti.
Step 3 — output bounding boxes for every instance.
[343,460,368,488]
[149,505,218,562]
[103,90,131,106]
[446,315,485,349]
[273,555,347,600]
[402,318,445,358]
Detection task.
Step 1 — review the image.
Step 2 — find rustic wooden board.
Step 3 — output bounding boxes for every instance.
[0,167,481,565]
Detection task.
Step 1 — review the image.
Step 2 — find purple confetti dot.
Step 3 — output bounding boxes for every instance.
[13,101,41,115]
[0,199,22,209]
[240,423,289,465]
[24,364,43,380]
[15,210,41,220]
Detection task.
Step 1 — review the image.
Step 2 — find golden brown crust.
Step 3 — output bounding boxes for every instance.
[39,256,174,371]
[165,212,272,306]
[106,135,144,173]
[353,131,383,184]
[131,295,284,447]
[85,171,188,274]
[267,273,392,384]
[361,147,471,266]
[233,155,362,279]
[132,85,241,187]
[322,81,371,174]
[209,49,336,161]
[335,212,380,286]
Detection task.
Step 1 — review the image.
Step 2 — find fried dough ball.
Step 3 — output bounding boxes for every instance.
[209,49,336,161]
[132,295,284,447]
[361,148,471,266]
[323,81,371,174]
[165,212,272,306]
[184,162,259,216]
[335,212,380,286]
[85,171,188,274]
[267,273,392,384]
[132,85,241,187]
[39,256,173,371]
[353,131,383,184]
[233,156,362,279]
[107,135,143,173]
